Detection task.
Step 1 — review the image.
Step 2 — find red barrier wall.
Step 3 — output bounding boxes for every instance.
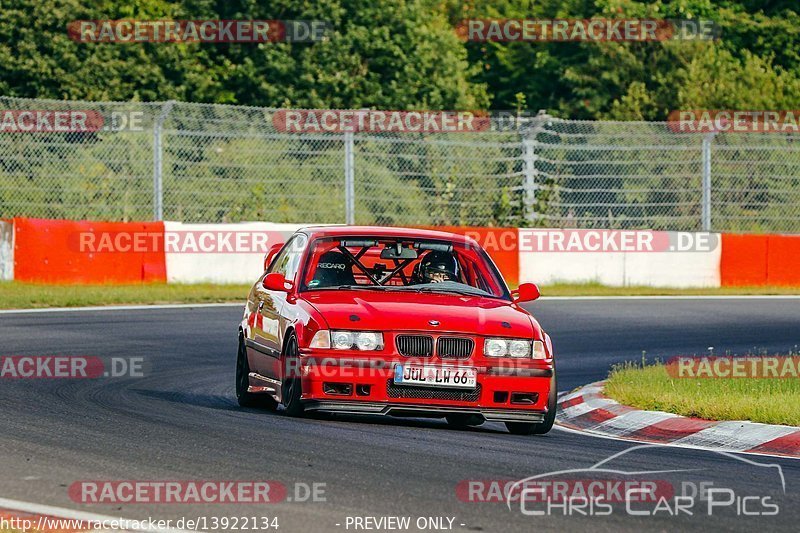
[767,235,800,285]
[721,233,800,286]
[13,218,166,284]
[720,234,768,286]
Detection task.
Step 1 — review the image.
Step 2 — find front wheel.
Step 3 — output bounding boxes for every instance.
[505,374,557,435]
[281,334,305,417]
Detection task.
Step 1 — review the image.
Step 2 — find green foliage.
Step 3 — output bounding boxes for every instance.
[1,0,798,118]
[459,0,800,118]
[0,0,487,110]
[678,48,800,109]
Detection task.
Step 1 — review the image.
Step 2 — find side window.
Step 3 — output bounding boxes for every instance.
[267,244,290,275]
[268,235,307,281]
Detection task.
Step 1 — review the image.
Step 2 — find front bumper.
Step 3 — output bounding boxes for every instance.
[297,353,553,419]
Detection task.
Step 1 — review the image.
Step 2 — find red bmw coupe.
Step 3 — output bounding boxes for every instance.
[236,226,556,435]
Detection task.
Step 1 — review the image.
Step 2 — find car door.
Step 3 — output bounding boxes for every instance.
[251,234,307,381]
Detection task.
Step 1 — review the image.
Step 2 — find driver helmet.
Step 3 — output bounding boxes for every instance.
[417,250,458,283]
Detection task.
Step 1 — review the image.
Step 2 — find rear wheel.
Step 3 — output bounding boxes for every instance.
[445,414,484,429]
[235,333,278,410]
[505,374,557,436]
[281,333,305,417]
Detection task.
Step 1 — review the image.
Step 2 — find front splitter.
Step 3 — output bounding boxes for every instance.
[303,400,546,423]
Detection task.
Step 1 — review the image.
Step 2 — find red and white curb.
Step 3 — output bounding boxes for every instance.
[557,381,800,458]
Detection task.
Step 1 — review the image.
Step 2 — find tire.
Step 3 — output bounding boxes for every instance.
[505,373,557,436]
[235,333,278,410]
[445,414,484,428]
[281,333,305,417]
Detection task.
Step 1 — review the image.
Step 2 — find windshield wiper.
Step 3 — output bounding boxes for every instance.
[337,285,394,291]
[405,286,486,297]
[336,284,487,297]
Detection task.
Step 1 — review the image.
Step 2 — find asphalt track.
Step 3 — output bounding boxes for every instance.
[1,298,800,532]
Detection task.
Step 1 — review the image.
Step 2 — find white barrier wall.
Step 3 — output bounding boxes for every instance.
[0,221,13,281]
[164,222,305,284]
[518,230,722,288]
[166,224,723,288]
[621,248,721,287]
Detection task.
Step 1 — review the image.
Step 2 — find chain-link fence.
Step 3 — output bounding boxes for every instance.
[1,96,799,232]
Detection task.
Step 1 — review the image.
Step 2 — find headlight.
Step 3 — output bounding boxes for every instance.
[484,338,508,357]
[330,330,383,350]
[355,332,382,351]
[508,340,531,358]
[484,338,540,358]
[331,331,355,350]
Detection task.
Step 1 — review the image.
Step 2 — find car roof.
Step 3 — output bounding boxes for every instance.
[297,225,475,244]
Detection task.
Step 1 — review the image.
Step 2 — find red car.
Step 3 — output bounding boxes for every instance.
[236,226,556,435]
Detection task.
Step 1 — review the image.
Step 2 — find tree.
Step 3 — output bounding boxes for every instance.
[0,0,489,110]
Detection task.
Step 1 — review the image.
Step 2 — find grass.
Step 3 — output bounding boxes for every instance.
[605,360,800,426]
[0,281,250,309]
[541,282,800,296]
[0,281,799,310]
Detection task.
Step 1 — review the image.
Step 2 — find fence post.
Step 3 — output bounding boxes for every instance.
[522,137,537,222]
[701,132,715,231]
[152,100,175,221]
[344,131,355,224]
[522,111,548,223]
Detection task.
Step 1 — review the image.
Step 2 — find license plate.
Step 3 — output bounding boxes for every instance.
[394,365,477,389]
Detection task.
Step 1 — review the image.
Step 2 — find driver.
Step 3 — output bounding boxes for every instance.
[413,250,459,284]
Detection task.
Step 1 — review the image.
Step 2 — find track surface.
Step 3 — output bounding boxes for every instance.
[1,298,799,532]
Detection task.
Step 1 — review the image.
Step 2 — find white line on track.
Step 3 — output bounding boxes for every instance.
[0,497,191,532]
[552,423,800,462]
[1,294,798,314]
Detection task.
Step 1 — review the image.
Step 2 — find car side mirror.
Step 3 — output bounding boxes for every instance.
[263,272,291,292]
[512,283,540,303]
[264,242,284,271]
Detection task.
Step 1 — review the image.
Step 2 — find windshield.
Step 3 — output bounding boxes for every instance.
[300,237,510,300]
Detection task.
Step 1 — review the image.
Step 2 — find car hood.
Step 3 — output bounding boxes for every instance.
[302,290,539,339]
